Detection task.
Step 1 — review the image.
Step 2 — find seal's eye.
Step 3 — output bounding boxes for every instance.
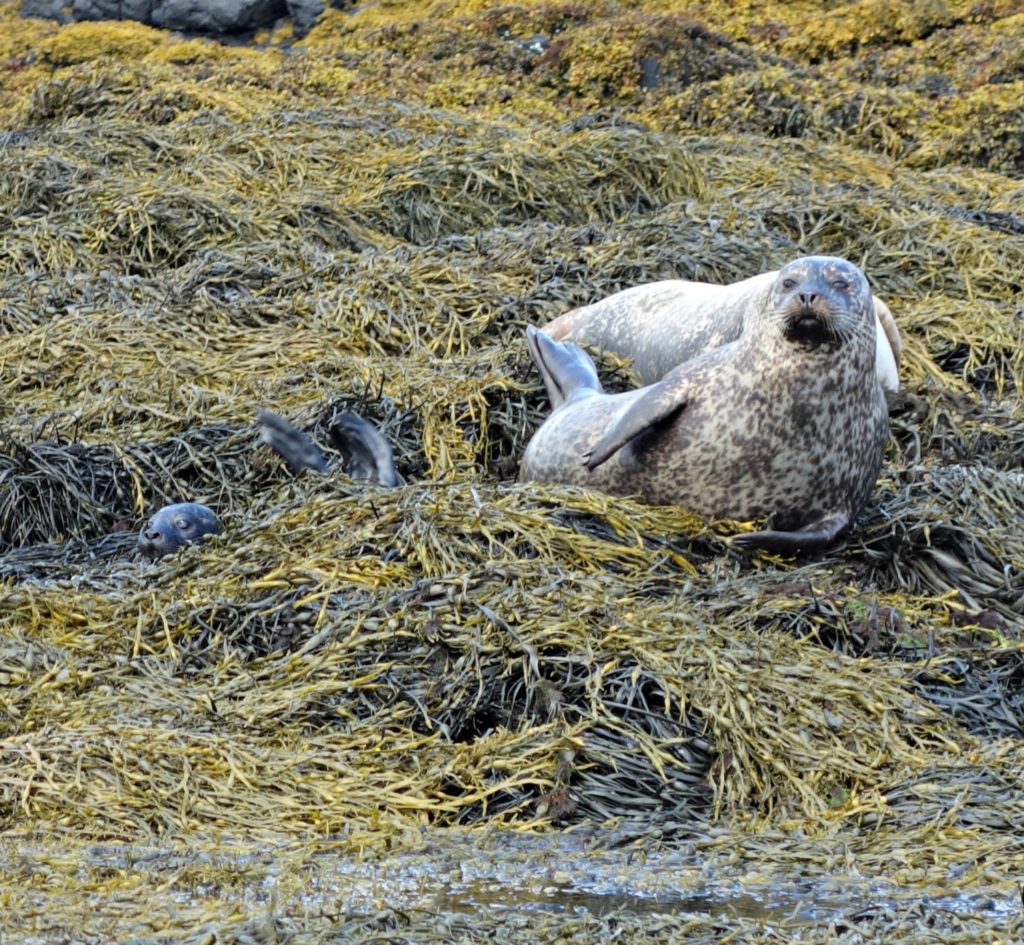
[176,517,193,532]
[831,279,849,290]
[782,278,797,289]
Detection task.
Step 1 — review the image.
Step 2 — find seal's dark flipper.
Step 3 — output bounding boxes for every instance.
[729,511,850,555]
[584,382,689,471]
[258,409,330,474]
[329,413,400,487]
[527,325,602,410]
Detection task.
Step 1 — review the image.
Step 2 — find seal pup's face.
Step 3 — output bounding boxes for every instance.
[769,256,874,351]
[138,502,222,558]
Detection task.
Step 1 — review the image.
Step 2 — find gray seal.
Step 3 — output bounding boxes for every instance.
[138,502,222,558]
[544,269,902,393]
[522,256,889,553]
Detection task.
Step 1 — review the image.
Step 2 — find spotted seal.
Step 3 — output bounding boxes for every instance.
[137,411,397,560]
[544,269,902,393]
[522,256,889,553]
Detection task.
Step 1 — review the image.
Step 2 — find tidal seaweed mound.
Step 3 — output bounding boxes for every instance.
[0,478,969,841]
[855,465,1024,624]
[0,422,255,549]
[351,121,707,244]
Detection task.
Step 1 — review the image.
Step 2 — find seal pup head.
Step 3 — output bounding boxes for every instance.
[767,256,875,353]
[138,502,223,558]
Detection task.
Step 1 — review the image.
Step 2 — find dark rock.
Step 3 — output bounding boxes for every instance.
[497,26,551,57]
[21,1,74,22]
[518,34,549,55]
[73,2,154,23]
[22,0,322,36]
[287,0,323,37]
[148,1,287,34]
[639,56,662,90]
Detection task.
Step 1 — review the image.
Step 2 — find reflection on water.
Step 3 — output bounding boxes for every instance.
[435,880,1013,924]
[435,881,786,920]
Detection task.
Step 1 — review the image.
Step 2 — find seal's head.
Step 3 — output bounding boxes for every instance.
[768,256,874,351]
[138,502,222,558]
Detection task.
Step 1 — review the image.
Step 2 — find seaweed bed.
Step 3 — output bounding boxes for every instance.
[1,0,1023,941]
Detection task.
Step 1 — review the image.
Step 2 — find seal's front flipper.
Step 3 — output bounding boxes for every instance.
[258,409,329,473]
[872,297,902,394]
[584,381,690,471]
[729,511,850,555]
[527,324,602,410]
[329,413,400,487]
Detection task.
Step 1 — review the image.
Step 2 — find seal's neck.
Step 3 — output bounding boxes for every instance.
[746,296,877,370]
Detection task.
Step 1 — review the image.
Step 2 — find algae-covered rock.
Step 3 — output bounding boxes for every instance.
[36,17,164,62]
[778,0,956,62]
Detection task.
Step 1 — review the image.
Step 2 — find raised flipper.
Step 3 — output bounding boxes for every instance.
[329,413,400,487]
[258,409,329,473]
[526,324,602,410]
[729,511,850,555]
[584,378,691,472]
[873,298,902,367]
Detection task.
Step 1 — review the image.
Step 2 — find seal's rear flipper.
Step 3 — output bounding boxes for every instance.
[329,413,400,487]
[258,409,329,473]
[527,325,602,410]
[728,511,849,555]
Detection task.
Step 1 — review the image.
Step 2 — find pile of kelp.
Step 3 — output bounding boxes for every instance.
[1,0,1023,942]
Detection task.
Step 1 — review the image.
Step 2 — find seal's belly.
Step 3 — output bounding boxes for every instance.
[623,390,884,525]
[566,380,885,527]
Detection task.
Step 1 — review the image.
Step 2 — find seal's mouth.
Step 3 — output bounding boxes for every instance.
[137,532,172,559]
[784,311,838,346]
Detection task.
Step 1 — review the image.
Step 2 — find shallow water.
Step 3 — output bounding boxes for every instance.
[32,828,1009,930]
[301,830,1018,925]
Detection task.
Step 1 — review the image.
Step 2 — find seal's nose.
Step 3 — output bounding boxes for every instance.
[799,291,819,305]
[137,527,164,556]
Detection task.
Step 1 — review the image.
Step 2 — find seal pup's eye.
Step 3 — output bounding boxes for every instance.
[782,278,797,289]
[831,279,849,290]
[176,517,193,531]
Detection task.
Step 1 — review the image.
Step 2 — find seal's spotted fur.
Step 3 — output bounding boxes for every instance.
[521,256,889,553]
